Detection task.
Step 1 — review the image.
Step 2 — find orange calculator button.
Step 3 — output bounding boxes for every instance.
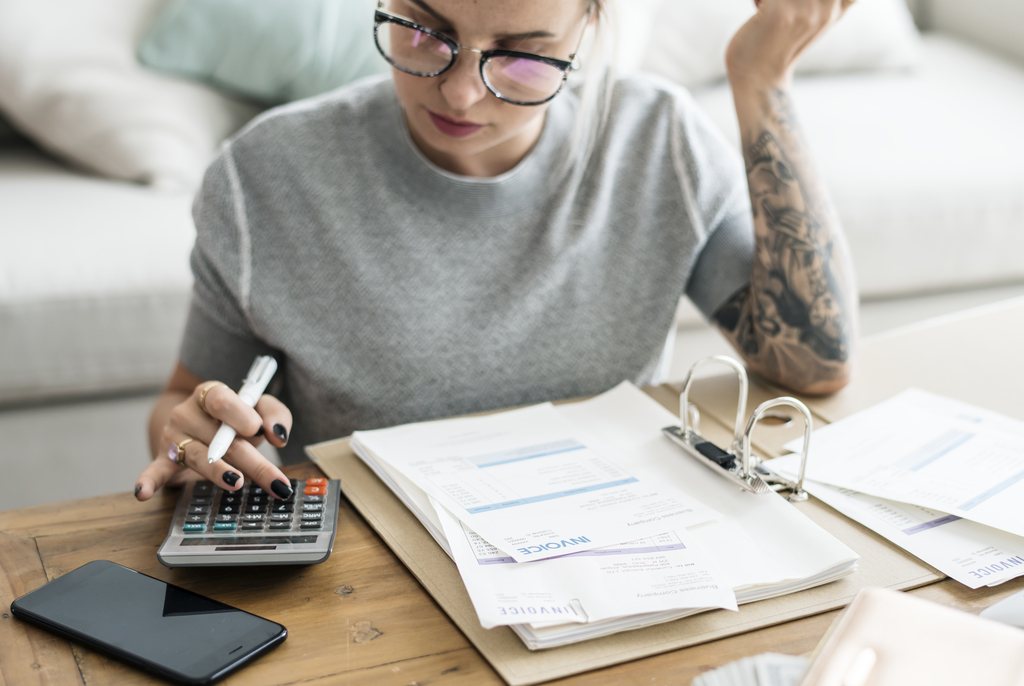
[304,486,326,496]
[306,478,327,487]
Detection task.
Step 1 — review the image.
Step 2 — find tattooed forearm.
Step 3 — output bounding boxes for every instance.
[715,88,856,394]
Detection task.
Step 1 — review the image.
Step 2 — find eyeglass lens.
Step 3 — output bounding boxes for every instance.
[376,19,566,104]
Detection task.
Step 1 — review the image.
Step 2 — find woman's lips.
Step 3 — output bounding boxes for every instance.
[428,110,484,138]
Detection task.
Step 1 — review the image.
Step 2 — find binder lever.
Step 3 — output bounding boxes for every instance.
[662,355,815,501]
[662,356,771,494]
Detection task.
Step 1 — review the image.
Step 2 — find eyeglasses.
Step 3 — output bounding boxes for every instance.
[373,4,588,106]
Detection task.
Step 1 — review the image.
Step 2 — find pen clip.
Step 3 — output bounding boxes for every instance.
[244,356,277,388]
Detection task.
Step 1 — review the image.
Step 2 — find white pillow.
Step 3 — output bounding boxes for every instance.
[0,0,259,190]
[638,0,922,89]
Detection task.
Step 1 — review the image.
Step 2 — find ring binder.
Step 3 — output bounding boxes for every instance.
[662,355,812,502]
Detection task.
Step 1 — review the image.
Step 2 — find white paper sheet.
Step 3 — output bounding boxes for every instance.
[781,389,1024,537]
[352,402,719,562]
[435,499,737,628]
[769,454,1024,589]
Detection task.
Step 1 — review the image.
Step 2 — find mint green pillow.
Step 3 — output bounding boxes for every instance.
[138,0,389,106]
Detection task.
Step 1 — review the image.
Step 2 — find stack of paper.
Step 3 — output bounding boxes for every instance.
[351,382,858,649]
[693,653,809,686]
[768,389,1024,589]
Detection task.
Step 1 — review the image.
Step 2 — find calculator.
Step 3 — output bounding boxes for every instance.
[157,478,341,567]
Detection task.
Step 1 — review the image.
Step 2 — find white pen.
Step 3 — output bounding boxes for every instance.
[207,355,278,464]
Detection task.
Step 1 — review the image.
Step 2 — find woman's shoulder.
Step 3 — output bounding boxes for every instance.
[226,74,396,152]
[605,72,705,124]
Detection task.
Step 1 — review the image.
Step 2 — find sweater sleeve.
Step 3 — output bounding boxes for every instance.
[668,87,755,320]
[179,145,274,387]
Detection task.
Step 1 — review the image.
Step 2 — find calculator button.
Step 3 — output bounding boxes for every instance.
[213,522,237,531]
[302,495,323,504]
[221,494,242,505]
[271,503,294,513]
[217,505,238,515]
[188,505,209,515]
[300,521,322,529]
[303,486,325,496]
[185,514,206,524]
[193,483,214,495]
[250,486,265,496]
[183,523,206,533]
[244,504,266,514]
[301,512,322,520]
[269,521,292,530]
[302,503,323,512]
[215,514,237,523]
[240,522,264,530]
[241,513,265,522]
[190,497,212,506]
[306,478,327,487]
[270,513,292,522]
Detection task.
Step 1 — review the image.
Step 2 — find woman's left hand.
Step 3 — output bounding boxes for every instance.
[725,0,857,88]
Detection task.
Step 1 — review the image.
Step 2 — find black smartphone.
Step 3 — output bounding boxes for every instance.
[10,560,286,684]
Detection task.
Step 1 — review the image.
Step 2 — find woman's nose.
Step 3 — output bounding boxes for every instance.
[438,50,489,112]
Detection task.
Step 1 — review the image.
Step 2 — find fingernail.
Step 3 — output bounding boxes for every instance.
[273,423,288,444]
[271,479,293,500]
[255,425,265,437]
[134,483,143,499]
[223,471,240,487]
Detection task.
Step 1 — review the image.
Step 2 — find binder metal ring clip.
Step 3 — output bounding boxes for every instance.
[661,355,812,502]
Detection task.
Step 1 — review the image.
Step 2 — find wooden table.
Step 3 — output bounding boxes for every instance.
[4,297,1024,685]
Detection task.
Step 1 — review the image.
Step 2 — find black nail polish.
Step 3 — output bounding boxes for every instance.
[223,471,240,487]
[273,423,288,443]
[271,479,293,500]
[255,425,265,437]
[134,484,142,498]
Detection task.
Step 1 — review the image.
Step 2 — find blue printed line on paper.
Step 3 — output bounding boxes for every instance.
[465,478,639,514]
[959,469,1024,511]
[901,514,962,535]
[472,439,586,468]
[904,430,974,472]
[475,543,688,565]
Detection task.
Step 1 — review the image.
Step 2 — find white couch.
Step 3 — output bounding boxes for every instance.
[2,0,1024,407]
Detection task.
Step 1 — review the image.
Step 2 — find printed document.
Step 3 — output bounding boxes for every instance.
[348,382,858,650]
[434,499,737,628]
[781,389,1024,537]
[352,403,719,562]
[769,454,1024,588]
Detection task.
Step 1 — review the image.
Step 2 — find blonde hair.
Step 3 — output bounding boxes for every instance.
[559,0,617,182]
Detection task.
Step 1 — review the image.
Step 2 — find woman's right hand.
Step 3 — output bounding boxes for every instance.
[135,369,295,502]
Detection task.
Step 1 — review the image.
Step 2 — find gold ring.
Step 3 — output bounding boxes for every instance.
[168,438,194,466]
[197,381,225,415]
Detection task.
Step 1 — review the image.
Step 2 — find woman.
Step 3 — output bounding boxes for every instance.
[135,0,857,502]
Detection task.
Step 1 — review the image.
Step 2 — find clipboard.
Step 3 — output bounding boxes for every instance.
[306,382,940,686]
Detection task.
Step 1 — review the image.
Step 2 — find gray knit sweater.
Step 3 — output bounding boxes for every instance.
[180,74,754,462]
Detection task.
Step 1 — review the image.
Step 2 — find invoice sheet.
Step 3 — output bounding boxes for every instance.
[434,499,736,629]
[769,454,1024,588]
[781,389,1024,537]
[352,402,720,562]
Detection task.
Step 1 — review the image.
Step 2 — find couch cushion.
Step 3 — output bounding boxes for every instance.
[691,34,1024,298]
[0,0,258,190]
[138,0,388,106]
[0,150,193,403]
[640,0,922,89]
